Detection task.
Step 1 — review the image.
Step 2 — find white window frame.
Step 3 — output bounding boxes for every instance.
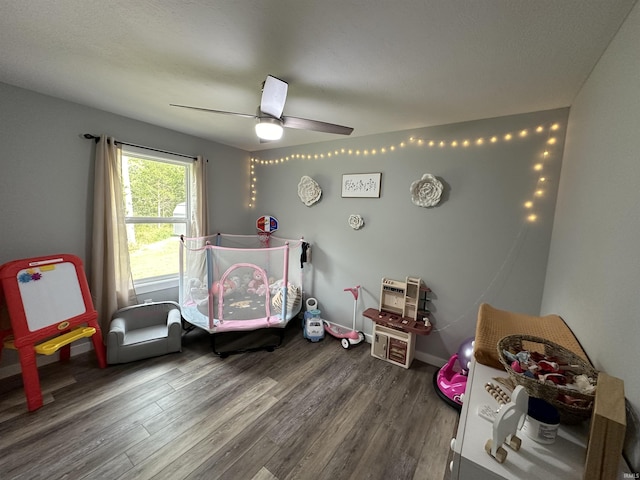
[121,146,192,293]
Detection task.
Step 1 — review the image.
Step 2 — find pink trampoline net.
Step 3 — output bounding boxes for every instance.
[179,234,306,333]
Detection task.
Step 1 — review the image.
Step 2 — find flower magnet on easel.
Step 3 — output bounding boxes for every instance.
[410,173,443,207]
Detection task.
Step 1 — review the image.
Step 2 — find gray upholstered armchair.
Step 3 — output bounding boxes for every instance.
[107,301,182,364]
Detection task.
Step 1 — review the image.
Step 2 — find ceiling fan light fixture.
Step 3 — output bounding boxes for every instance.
[255,117,284,141]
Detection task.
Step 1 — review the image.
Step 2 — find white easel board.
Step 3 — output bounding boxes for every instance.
[17,261,86,331]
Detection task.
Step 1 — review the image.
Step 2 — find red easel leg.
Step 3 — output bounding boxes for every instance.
[17,346,43,412]
[59,343,71,362]
[90,332,107,368]
[87,317,107,368]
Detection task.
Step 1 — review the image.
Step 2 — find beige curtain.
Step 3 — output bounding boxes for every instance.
[90,135,136,338]
[190,155,209,237]
[184,155,209,284]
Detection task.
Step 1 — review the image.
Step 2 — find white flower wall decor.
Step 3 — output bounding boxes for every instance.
[410,173,443,207]
[297,176,322,206]
[348,214,365,230]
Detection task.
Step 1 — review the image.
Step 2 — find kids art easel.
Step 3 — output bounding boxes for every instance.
[0,254,106,411]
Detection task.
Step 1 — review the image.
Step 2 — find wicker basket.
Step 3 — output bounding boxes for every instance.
[497,334,597,424]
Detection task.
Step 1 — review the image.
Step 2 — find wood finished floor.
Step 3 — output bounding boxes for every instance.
[0,324,458,480]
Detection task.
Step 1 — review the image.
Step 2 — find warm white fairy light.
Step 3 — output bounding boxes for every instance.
[250,122,561,214]
[248,158,256,207]
[521,123,562,221]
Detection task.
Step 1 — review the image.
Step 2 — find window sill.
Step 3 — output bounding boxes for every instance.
[134,276,179,296]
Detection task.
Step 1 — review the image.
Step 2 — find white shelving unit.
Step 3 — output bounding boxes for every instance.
[449,360,631,479]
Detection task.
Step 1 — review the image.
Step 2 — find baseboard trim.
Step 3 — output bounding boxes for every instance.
[1,334,448,380]
[0,342,93,380]
[415,350,448,368]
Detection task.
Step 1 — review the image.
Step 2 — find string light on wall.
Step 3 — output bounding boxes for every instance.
[248,122,563,221]
[521,123,560,223]
[248,158,257,208]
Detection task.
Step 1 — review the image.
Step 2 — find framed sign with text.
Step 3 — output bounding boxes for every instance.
[341,173,381,198]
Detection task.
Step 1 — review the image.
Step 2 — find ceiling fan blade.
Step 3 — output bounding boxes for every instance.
[260,75,288,119]
[170,104,256,119]
[282,115,354,135]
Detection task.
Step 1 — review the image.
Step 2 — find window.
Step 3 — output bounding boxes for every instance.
[121,146,191,289]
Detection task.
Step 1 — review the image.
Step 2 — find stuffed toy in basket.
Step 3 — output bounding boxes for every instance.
[498,334,598,424]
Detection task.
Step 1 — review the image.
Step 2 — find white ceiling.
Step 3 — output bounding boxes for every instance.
[0,1,636,152]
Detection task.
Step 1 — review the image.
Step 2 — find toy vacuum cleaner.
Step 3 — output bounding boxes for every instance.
[303,303,325,342]
[433,337,475,410]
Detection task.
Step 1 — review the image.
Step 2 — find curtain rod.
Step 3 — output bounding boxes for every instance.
[83,134,197,160]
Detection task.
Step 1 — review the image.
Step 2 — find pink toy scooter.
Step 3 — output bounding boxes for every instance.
[323,285,366,349]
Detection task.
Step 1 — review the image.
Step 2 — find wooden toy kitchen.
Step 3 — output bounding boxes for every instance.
[363,276,432,368]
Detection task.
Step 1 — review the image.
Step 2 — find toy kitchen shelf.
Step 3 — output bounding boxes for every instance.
[378,276,427,321]
[363,308,433,336]
[364,276,433,369]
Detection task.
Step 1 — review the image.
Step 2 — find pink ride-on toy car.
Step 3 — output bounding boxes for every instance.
[433,337,475,410]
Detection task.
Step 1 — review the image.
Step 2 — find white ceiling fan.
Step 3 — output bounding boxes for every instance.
[171,75,354,142]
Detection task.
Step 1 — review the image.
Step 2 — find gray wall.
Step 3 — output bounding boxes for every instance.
[541,2,640,470]
[0,82,250,374]
[253,108,567,365]
[0,82,250,267]
[1,79,567,372]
